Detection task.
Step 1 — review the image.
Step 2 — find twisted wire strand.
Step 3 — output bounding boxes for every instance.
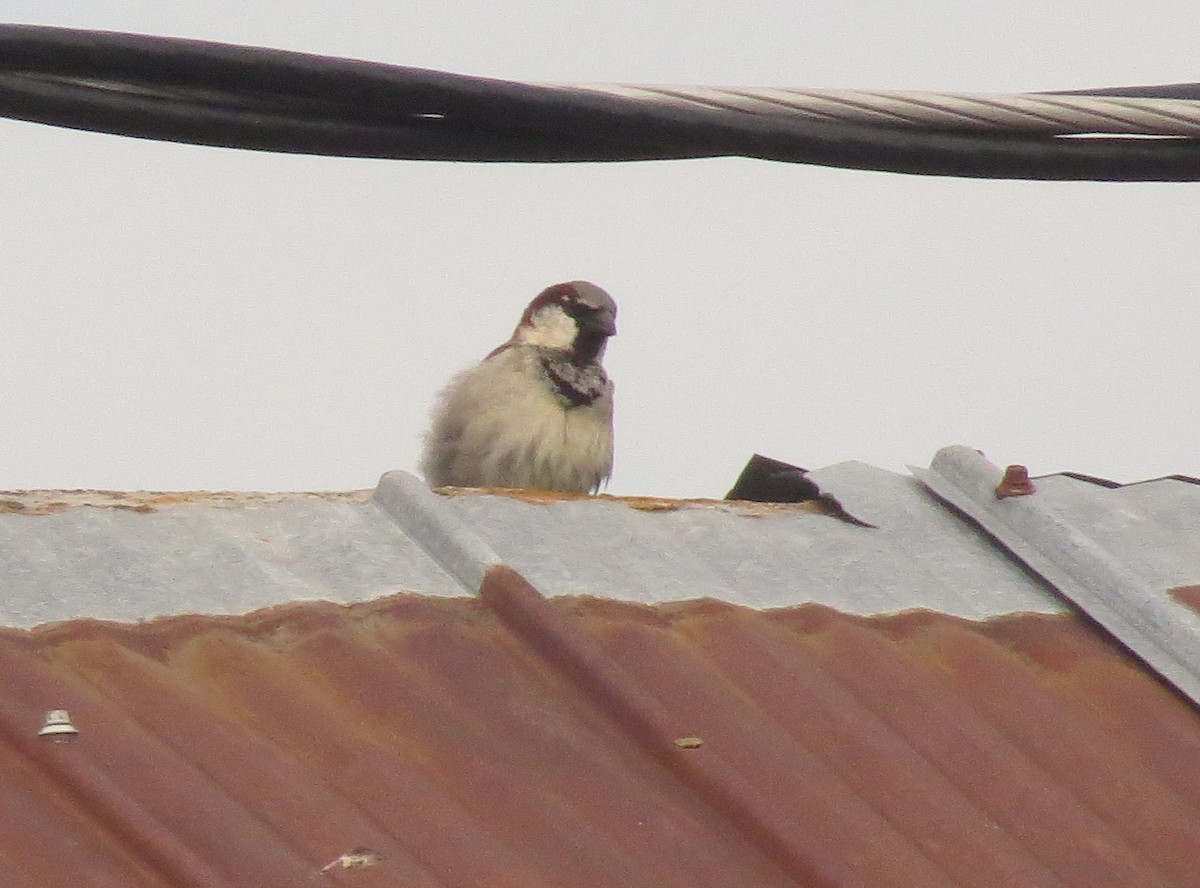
[559,85,1200,137]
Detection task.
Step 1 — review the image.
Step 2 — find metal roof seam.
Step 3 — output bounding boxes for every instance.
[371,471,501,594]
[912,446,1200,709]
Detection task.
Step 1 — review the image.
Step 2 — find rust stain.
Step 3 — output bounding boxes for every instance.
[0,488,374,516]
[433,486,832,517]
[1,483,849,520]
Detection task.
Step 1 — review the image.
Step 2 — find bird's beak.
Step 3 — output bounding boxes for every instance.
[586,308,617,338]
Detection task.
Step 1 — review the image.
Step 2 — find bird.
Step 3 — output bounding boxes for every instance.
[420,281,617,493]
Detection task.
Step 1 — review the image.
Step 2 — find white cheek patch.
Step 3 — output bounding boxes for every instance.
[517,305,578,350]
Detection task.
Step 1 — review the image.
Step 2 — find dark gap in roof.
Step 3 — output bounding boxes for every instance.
[1044,471,1200,488]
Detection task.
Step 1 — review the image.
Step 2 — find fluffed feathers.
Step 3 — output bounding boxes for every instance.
[420,281,617,493]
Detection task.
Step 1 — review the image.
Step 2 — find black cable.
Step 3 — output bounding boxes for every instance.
[1044,83,1200,100]
[3,24,1200,180]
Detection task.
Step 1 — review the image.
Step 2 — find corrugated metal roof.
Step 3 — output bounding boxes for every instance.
[5,592,1200,887]
[913,446,1200,706]
[6,450,1196,630]
[0,488,465,627]
[1,457,1072,628]
[4,446,1200,887]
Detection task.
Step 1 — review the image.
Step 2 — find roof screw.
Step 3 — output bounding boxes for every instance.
[995,465,1036,499]
[38,709,79,741]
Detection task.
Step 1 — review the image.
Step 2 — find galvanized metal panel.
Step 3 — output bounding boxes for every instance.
[5,452,1198,630]
[1032,475,1200,588]
[440,463,1066,617]
[0,491,465,627]
[913,445,1200,709]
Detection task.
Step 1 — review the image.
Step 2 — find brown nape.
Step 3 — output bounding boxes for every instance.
[516,283,580,331]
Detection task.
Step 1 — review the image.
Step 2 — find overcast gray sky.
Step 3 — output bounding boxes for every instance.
[3,3,1198,497]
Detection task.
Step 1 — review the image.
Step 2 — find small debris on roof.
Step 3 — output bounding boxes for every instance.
[725,454,821,503]
[726,454,877,527]
[320,848,382,873]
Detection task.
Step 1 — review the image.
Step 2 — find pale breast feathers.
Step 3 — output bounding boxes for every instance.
[419,281,616,493]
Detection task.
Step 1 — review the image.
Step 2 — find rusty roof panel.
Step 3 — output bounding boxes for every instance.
[4,594,1200,888]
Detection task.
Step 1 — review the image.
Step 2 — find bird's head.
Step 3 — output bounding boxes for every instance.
[511,281,617,365]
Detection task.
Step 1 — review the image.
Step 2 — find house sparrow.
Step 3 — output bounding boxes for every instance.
[420,281,617,493]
